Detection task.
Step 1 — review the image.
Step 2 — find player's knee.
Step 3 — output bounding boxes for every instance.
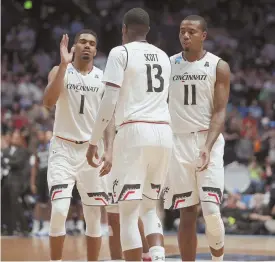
[119,200,142,251]
[107,212,120,237]
[141,199,163,236]
[204,213,225,250]
[106,205,119,214]
[49,198,70,237]
[82,205,101,237]
[179,205,198,228]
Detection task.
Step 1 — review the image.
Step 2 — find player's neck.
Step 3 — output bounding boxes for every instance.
[128,36,147,43]
[72,60,94,75]
[183,49,206,62]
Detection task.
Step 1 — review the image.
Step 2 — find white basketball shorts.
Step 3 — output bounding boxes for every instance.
[47,136,108,206]
[163,131,225,210]
[110,122,173,203]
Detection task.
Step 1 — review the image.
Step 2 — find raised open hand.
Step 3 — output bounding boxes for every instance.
[60,34,75,65]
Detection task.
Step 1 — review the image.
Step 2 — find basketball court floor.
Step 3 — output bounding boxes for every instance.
[1,234,275,261]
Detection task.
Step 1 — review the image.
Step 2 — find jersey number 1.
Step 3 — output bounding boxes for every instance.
[79,95,85,114]
[146,64,164,92]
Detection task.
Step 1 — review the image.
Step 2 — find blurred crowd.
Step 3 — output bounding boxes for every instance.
[1,0,275,236]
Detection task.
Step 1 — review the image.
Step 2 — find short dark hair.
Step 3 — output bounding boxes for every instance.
[74,29,98,44]
[123,8,150,34]
[183,15,207,32]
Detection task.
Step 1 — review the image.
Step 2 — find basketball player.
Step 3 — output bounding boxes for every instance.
[107,134,151,261]
[43,30,115,261]
[163,15,230,261]
[86,8,172,261]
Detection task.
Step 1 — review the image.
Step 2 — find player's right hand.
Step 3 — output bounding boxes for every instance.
[60,34,75,65]
[86,144,102,168]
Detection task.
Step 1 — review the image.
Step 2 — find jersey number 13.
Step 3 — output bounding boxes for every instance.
[146,64,164,92]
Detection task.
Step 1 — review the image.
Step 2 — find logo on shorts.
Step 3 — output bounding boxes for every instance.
[170,191,192,210]
[112,179,119,198]
[151,183,161,197]
[50,184,68,200]
[118,184,141,201]
[202,187,222,204]
[87,192,109,205]
[161,187,170,201]
[108,192,115,204]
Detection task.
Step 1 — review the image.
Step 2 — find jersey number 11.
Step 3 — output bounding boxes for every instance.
[184,84,197,105]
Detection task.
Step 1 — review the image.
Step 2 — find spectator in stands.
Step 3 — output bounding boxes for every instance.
[248,157,265,193]
[1,130,31,235]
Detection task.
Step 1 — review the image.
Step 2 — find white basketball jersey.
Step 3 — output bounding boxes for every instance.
[169,51,221,133]
[102,41,171,127]
[53,63,105,141]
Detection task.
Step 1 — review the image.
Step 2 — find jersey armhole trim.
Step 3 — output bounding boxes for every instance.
[122,45,128,70]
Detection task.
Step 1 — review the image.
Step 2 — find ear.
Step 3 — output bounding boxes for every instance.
[94,48,97,57]
[122,24,127,34]
[202,31,207,41]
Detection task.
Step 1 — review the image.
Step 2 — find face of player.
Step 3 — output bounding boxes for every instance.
[179,20,206,52]
[74,34,97,61]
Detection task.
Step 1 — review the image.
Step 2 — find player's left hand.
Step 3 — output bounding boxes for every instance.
[197,146,210,172]
[86,144,102,168]
[99,151,112,177]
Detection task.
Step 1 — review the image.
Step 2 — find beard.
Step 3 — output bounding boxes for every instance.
[184,46,190,52]
[81,55,90,61]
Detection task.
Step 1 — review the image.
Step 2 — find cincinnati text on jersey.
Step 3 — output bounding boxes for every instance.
[66,84,99,92]
[172,73,207,81]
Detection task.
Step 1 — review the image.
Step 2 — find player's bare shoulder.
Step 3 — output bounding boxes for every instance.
[216,59,230,77]
[47,66,60,82]
[215,58,231,92]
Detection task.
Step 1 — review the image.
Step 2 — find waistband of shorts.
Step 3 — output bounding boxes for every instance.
[55,135,89,145]
[190,129,209,134]
[119,120,170,127]
[173,129,209,135]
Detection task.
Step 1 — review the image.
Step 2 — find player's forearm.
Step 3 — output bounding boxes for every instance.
[90,106,115,146]
[43,64,67,108]
[205,109,226,151]
[103,115,116,153]
[89,86,119,145]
